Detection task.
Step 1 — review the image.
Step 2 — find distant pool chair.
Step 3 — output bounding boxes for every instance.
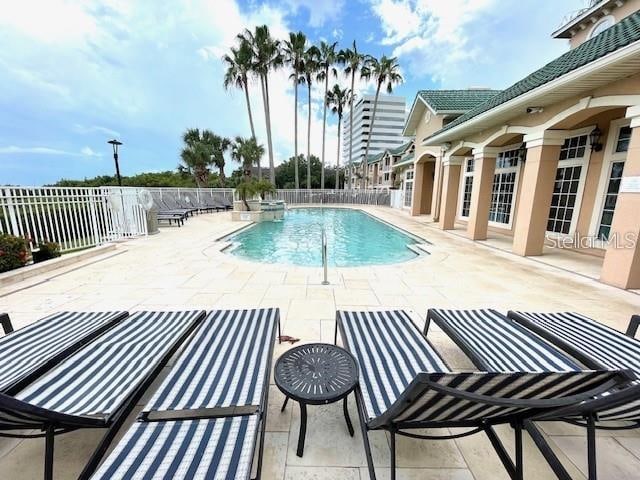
[0,310,206,480]
[335,309,627,480]
[90,308,281,480]
[0,311,128,395]
[426,308,640,480]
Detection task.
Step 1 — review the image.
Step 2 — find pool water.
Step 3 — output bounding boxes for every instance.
[225,208,422,267]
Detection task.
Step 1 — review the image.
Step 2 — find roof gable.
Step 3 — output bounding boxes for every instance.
[418,89,501,113]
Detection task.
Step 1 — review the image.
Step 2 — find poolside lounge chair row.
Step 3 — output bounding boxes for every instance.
[150,190,232,226]
[0,307,637,479]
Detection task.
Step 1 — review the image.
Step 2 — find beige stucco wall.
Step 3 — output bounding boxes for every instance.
[414,109,444,164]
[569,0,640,49]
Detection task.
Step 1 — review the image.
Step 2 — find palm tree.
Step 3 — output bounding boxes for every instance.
[301,45,320,190]
[239,26,281,185]
[316,41,337,190]
[180,128,213,188]
[222,39,257,142]
[282,32,307,189]
[231,136,265,180]
[337,41,366,189]
[361,55,403,188]
[326,85,350,189]
[204,132,231,186]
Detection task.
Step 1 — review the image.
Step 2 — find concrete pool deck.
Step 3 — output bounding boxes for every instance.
[0,205,639,479]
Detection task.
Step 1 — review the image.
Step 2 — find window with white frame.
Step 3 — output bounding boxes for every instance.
[597,125,631,240]
[588,16,614,39]
[404,169,414,207]
[489,149,520,225]
[460,158,474,218]
[547,135,588,235]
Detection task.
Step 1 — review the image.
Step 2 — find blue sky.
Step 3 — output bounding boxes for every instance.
[0,0,587,185]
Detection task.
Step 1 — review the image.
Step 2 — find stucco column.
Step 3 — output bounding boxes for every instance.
[411,161,424,216]
[438,156,463,230]
[431,155,443,221]
[601,108,640,289]
[512,132,565,256]
[466,148,499,240]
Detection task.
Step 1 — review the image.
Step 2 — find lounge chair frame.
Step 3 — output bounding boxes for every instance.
[0,313,13,334]
[336,313,623,480]
[0,311,205,480]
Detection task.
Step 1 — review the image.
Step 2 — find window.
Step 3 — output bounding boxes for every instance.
[547,134,589,235]
[489,149,520,225]
[404,170,413,208]
[616,126,632,153]
[588,16,614,39]
[460,158,474,218]
[597,161,625,240]
[384,173,390,181]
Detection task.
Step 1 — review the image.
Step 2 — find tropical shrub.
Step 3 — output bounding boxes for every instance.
[0,234,29,273]
[254,179,276,200]
[235,180,258,210]
[33,241,61,263]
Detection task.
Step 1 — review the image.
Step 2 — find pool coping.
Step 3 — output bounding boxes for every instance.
[214,205,432,267]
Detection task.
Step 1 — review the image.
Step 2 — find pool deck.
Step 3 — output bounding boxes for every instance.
[0,205,639,479]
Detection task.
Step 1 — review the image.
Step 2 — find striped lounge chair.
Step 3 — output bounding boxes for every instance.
[90,308,281,480]
[336,310,628,480]
[426,308,640,480]
[0,310,205,480]
[0,311,128,395]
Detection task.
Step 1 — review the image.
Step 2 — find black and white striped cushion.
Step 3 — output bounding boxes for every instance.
[375,370,621,428]
[91,416,258,479]
[337,310,449,420]
[429,309,581,372]
[0,311,126,392]
[13,311,204,418]
[144,309,277,413]
[510,311,640,421]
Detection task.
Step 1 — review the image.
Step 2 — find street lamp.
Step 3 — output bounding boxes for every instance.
[107,139,123,186]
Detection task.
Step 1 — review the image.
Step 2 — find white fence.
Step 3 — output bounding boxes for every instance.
[390,190,404,209]
[0,187,148,253]
[268,189,391,206]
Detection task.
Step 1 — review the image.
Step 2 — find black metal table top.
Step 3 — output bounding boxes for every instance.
[275,343,358,404]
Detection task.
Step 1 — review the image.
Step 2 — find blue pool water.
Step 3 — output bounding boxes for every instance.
[226,208,422,267]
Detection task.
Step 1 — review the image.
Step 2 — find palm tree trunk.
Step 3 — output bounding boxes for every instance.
[219,165,226,186]
[263,74,276,184]
[307,82,312,190]
[320,71,329,190]
[294,76,299,189]
[336,114,341,189]
[244,77,259,180]
[362,83,381,189]
[347,70,356,189]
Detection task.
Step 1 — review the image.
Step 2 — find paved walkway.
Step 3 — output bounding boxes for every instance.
[0,206,639,479]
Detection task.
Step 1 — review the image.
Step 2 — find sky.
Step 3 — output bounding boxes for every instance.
[0,0,589,186]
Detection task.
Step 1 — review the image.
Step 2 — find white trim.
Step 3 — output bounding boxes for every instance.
[472,146,501,160]
[627,104,640,128]
[479,125,534,148]
[487,145,523,230]
[588,118,631,244]
[524,125,597,148]
[457,157,475,220]
[424,40,640,145]
[588,15,615,40]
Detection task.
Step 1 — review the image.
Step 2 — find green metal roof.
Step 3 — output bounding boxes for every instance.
[418,89,501,113]
[393,155,414,168]
[389,140,413,155]
[427,11,640,140]
[366,151,386,164]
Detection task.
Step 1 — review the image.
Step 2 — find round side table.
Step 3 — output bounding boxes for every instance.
[274,343,359,457]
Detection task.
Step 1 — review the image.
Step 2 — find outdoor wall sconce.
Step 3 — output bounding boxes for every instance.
[589,127,603,152]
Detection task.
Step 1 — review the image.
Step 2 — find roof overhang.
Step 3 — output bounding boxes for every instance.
[423,39,640,146]
[552,0,621,39]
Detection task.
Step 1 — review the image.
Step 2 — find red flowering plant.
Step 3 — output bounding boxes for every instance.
[0,234,29,273]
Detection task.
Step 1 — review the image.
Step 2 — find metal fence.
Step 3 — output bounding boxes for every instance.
[0,187,148,253]
[268,189,391,206]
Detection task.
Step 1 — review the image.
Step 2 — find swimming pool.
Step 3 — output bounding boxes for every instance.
[224,208,425,267]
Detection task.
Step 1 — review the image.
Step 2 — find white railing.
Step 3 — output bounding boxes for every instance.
[390,190,404,209]
[268,189,391,206]
[0,187,148,253]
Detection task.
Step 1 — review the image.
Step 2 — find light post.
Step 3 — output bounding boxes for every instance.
[107,139,123,186]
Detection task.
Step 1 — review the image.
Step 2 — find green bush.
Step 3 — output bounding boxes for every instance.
[0,234,29,273]
[33,241,61,264]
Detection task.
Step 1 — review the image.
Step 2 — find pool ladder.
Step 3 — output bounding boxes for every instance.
[321,228,329,285]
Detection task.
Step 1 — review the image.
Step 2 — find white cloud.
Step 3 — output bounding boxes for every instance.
[283,0,346,27]
[80,146,102,157]
[370,0,494,83]
[73,124,121,137]
[0,145,100,157]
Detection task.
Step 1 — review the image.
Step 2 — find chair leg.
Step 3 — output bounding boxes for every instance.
[44,426,55,480]
[514,422,523,480]
[586,414,597,480]
[343,397,354,436]
[390,428,397,480]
